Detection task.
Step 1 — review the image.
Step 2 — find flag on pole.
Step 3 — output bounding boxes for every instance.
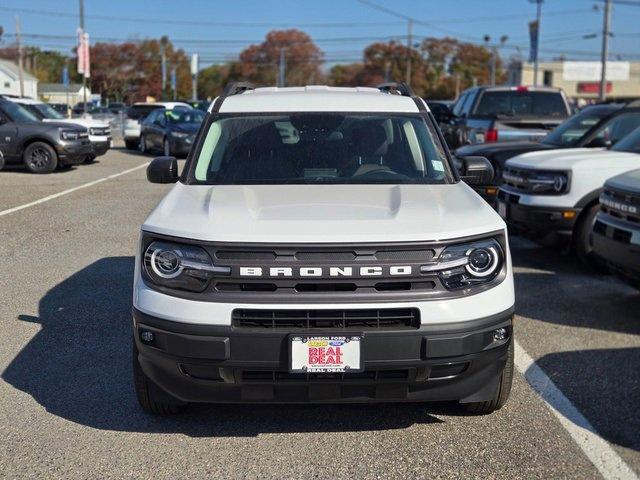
[76,29,90,78]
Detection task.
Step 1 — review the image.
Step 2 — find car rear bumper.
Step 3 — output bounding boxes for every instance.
[133,306,514,404]
[497,189,579,246]
[592,214,640,285]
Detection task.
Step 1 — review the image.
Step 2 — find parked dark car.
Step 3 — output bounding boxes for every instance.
[427,100,454,128]
[0,98,91,173]
[72,102,94,115]
[139,108,205,157]
[444,86,571,150]
[108,102,126,114]
[457,104,640,202]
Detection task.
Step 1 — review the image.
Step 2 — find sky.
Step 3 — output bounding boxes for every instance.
[2,0,639,69]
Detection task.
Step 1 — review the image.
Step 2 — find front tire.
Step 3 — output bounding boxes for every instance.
[461,340,514,414]
[574,203,607,272]
[125,139,138,150]
[23,141,58,174]
[84,154,96,164]
[132,341,185,415]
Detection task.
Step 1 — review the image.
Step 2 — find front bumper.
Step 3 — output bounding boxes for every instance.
[133,306,514,404]
[56,140,93,165]
[90,138,112,156]
[497,189,579,246]
[592,214,640,285]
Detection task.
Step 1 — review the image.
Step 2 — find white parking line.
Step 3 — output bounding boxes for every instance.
[514,340,638,480]
[0,162,150,218]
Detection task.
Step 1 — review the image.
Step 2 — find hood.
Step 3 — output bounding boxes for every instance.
[16,121,86,133]
[456,141,550,157]
[605,168,640,194]
[143,183,505,243]
[43,118,108,128]
[170,123,200,134]
[505,148,611,171]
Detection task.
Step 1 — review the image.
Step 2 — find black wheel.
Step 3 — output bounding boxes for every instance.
[574,203,608,272]
[138,135,148,154]
[163,137,172,157]
[125,139,138,150]
[132,341,185,415]
[23,141,58,173]
[461,340,514,414]
[0,150,5,171]
[83,154,96,164]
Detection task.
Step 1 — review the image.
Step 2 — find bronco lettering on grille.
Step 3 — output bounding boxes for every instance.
[238,266,412,277]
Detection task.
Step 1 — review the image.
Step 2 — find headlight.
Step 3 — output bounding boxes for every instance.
[502,169,568,194]
[527,172,568,193]
[171,131,190,139]
[421,238,503,290]
[60,129,81,141]
[143,241,230,292]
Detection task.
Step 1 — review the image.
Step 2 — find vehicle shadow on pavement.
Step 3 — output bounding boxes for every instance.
[510,236,640,452]
[531,348,640,453]
[2,257,443,436]
[510,235,640,335]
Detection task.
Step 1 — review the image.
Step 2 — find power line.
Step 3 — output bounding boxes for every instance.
[0,6,403,28]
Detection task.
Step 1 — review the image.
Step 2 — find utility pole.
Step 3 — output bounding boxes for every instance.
[406,19,413,85]
[278,48,286,87]
[78,0,87,113]
[191,53,198,101]
[599,0,612,101]
[15,16,24,97]
[530,0,543,87]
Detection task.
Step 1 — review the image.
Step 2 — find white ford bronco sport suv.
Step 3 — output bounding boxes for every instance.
[497,124,640,266]
[133,83,515,415]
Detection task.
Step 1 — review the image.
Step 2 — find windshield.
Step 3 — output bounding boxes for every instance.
[190,113,452,185]
[33,103,65,120]
[474,91,568,117]
[168,109,205,124]
[542,111,604,146]
[1,101,40,122]
[611,126,640,153]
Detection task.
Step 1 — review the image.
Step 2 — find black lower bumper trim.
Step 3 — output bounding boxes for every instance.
[592,225,640,285]
[133,306,514,403]
[498,195,578,245]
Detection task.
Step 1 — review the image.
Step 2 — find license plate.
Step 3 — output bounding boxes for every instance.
[497,201,507,219]
[290,335,362,373]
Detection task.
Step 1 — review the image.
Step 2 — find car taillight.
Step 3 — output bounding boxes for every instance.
[485,129,498,142]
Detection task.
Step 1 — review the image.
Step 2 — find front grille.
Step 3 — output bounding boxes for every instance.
[214,248,434,263]
[600,188,640,225]
[232,308,420,330]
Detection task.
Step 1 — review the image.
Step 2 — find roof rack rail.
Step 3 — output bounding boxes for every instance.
[377,82,416,98]
[222,82,256,97]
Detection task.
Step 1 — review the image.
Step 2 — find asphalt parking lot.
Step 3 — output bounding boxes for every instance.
[0,149,638,479]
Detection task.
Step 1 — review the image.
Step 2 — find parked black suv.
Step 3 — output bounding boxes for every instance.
[444,86,571,151]
[456,104,640,202]
[0,98,91,173]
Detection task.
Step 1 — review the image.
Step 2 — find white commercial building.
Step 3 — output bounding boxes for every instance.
[0,59,38,98]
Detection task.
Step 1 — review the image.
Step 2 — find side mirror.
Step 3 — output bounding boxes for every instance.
[458,155,494,185]
[147,156,178,184]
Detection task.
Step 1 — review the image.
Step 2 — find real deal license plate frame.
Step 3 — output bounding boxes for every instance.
[289,335,363,373]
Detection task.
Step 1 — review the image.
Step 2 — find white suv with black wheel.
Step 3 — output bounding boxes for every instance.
[133,83,515,415]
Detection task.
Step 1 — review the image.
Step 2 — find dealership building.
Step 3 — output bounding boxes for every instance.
[507,60,640,100]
